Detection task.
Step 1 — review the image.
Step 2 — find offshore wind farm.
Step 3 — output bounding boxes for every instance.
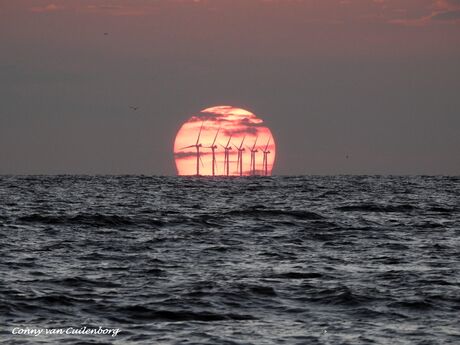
[174,106,275,176]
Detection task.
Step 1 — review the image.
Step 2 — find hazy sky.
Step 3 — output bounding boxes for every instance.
[1,0,459,175]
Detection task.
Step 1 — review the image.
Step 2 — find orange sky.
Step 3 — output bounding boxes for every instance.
[174,106,275,176]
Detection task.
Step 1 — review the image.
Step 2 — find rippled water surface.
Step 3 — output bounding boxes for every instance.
[1,176,459,344]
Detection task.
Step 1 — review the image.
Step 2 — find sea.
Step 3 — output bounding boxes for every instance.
[0,175,459,345]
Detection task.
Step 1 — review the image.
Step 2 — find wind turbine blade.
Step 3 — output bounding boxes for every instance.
[232,144,239,150]
[246,145,252,151]
[264,137,271,151]
[220,144,227,149]
[180,145,195,149]
[239,135,246,149]
[252,136,258,150]
[196,122,204,145]
[212,128,220,146]
[226,135,232,147]
[199,156,204,167]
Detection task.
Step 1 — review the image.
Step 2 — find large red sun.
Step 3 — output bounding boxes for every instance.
[174,106,276,176]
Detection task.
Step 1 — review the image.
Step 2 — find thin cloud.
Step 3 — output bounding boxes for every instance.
[222,127,259,137]
[84,4,153,16]
[432,9,460,20]
[188,115,224,123]
[390,0,460,25]
[29,4,63,13]
[174,151,211,159]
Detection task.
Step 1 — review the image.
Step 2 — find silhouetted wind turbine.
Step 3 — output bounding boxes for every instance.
[233,136,246,176]
[180,122,204,176]
[261,137,271,176]
[247,136,258,176]
[205,128,220,176]
[220,135,232,176]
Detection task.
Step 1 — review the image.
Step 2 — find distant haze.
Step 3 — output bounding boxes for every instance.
[1,1,459,175]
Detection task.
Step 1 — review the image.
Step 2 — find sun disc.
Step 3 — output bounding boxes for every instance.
[174,106,276,176]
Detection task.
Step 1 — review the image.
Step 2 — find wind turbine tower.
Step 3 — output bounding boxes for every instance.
[261,137,271,176]
[180,122,204,176]
[221,135,233,176]
[205,128,220,176]
[233,136,246,176]
[247,136,258,176]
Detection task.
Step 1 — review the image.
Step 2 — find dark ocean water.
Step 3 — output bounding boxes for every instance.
[0,175,459,345]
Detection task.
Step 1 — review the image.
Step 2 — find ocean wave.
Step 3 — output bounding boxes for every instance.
[272,272,323,279]
[336,204,417,212]
[388,300,434,310]
[227,207,325,220]
[17,213,163,227]
[303,286,374,306]
[41,277,122,288]
[114,306,256,322]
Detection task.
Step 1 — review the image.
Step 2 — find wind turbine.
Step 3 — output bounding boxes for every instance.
[180,122,204,176]
[233,136,246,176]
[247,136,258,176]
[261,137,271,176]
[205,128,220,176]
[220,135,232,176]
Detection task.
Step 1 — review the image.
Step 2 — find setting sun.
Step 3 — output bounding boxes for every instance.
[174,106,276,176]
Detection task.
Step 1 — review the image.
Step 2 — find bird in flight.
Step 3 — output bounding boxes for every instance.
[129,106,139,111]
